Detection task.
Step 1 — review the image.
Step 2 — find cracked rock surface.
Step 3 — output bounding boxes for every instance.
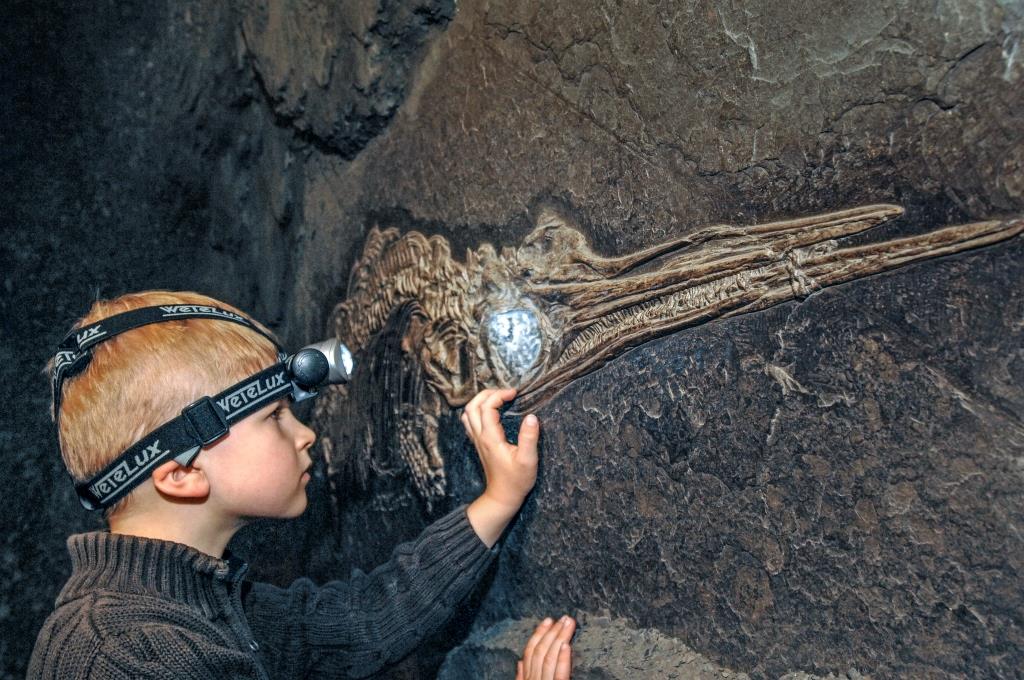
[240,0,455,157]
[469,237,1023,678]
[308,1,1022,678]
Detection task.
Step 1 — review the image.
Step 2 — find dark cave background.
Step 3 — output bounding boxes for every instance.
[2,1,1022,678]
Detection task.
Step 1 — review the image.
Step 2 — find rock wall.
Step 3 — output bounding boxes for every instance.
[299,1,1024,677]
[4,1,1021,678]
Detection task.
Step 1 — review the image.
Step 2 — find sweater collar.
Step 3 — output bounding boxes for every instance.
[56,531,249,619]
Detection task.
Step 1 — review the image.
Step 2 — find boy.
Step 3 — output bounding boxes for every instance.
[28,290,575,679]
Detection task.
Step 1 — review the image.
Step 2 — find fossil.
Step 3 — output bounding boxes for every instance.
[314,204,1023,509]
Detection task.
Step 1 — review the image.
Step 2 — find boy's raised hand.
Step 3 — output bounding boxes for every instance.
[462,388,540,547]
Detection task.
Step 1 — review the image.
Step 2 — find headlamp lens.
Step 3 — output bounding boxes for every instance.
[301,338,353,384]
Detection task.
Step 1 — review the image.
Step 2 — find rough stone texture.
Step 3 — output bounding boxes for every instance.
[301,1,1024,678]
[469,237,1024,678]
[240,0,455,158]
[5,0,1022,678]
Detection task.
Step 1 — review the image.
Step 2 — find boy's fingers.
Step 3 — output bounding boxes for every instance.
[544,618,575,680]
[553,617,576,646]
[466,387,502,415]
[531,617,565,677]
[479,394,515,445]
[464,390,490,433]
[471,388,517,444]
[555,642,572,680]
[515,414,540,462]
[542,640,563,679]
[529,625,555,677]
[478,404,503,442]
[477,388,514,430]
[482,387,516,411]
[523,618,552,669]
[465,398,485,435]
[526,616,575,680]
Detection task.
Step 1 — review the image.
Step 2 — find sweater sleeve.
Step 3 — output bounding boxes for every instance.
[242,503,498,679]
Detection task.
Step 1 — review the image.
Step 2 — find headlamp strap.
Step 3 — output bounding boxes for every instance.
[52,305,280,414]
[74,362,292,511]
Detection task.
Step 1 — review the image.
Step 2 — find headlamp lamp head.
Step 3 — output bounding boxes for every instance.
[287,347,330,389]
[284,338,353,403]
[299,338,354,385]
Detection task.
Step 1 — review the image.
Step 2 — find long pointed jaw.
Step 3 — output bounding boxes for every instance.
[510,205,1022,413]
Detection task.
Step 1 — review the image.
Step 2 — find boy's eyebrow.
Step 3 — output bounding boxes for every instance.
[257,398,288,415]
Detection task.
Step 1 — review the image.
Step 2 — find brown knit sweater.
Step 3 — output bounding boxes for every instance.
[27,505,497,679]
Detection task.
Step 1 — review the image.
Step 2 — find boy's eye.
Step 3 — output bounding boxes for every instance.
[269,405,286,420]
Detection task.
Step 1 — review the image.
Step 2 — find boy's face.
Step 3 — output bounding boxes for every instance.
[202,398,317,520]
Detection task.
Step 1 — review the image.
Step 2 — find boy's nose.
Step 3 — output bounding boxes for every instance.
[295,419,316,452]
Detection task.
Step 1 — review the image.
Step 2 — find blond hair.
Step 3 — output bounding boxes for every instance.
[48,291,279,516]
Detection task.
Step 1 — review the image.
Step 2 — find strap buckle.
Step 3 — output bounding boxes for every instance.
[175,397,229,467]
[181,396,229,446]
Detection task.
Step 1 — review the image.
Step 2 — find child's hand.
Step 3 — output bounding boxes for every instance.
[461,387,539,512]
[515,616,575,680]
[462,388,540,547]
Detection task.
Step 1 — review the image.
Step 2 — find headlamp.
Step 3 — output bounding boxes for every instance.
[285,339,354,401]
[50,305,354,511]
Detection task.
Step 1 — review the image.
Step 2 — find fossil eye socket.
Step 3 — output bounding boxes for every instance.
[484,306,543,385]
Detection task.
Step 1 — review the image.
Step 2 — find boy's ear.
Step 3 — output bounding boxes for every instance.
[151,460,210,500]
